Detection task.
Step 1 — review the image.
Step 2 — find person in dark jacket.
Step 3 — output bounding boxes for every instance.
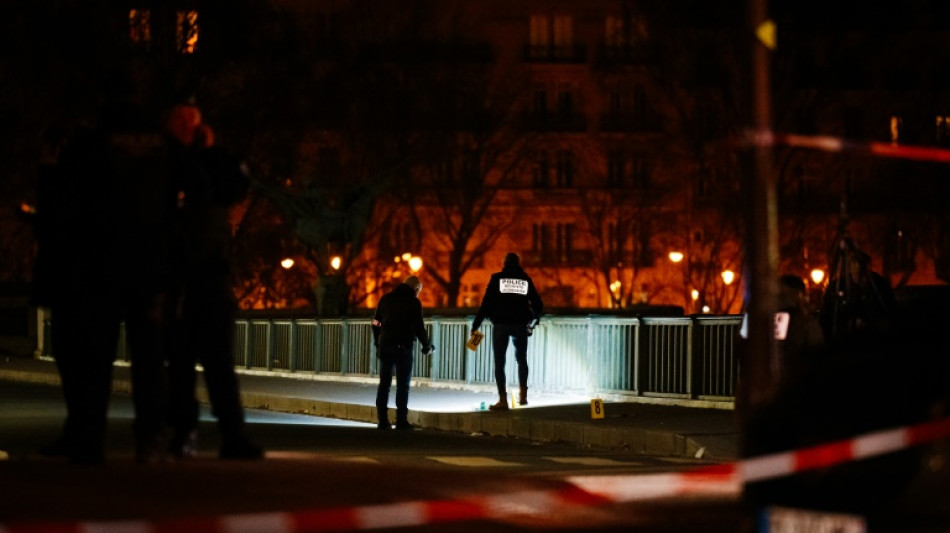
[372,276,434,430]
[472,252,544,410]
[31,95,171,464]
[161,95,262,460]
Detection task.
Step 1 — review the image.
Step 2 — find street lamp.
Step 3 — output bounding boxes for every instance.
[668,251,684,263]
[280,258,294,269]
[330,256,342,271]
[721,269,736,285]
[810,268,825,285]
[408,256,423,273]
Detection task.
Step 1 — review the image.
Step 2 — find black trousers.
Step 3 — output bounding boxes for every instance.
[50,300,119,462]
[375,345,413,424]
[166,275,245,439]
[491,324,529,397]
[51,286,165,461]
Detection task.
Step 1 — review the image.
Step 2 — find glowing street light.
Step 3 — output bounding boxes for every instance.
[408,256,423,273]
[691,289,700,301]
[810,268,825,285]
[280,258,294,269]
[721,269,736,285]
[330,256,342,271]
[668,251,684,263]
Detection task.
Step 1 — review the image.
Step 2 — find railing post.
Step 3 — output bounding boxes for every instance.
[288,319,297,373]
[340,318,349,376]
[632,318,641,395]
[586,316,595,395]
[687,316,697,399]
[429,317,441,380]
[266,319,274,371]
[241,320,250,369]
[465,315,474,385]
[314,318,323,374]
[634,318,645,394]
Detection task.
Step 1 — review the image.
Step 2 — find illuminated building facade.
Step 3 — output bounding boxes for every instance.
[4,1,949,314]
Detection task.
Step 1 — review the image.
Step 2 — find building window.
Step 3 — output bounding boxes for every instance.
[177,10,199,54]
[532,223,549,258]
[889,115,902,144]
[553,16,574,58]
[129,9,151,46]
[556,223,574,262]
[607,151,624,186]
[533,150,549,187]
[529,14,574,60]
[607,223,625,263]
[533,86,548,121]
[605,14,647,45]
[529,15,550,58]
[533,223,573,264]
[555,150,573,187]
[631,153,648,188]
[556,85,574,124]
[936,115,950,145]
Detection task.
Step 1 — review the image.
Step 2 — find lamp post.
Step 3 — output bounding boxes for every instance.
[668,251,689,311]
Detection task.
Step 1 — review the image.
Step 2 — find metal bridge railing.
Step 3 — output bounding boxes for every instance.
[230,314,741,407]
[42,313,741,408]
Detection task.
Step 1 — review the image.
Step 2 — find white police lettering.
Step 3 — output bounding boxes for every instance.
[499,278,528,295]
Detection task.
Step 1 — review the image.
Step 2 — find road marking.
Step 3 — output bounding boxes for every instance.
[427,456,525,467]
[543,456,639,467]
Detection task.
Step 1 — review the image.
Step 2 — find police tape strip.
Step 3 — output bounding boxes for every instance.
[737,129,950,163]
[2,416,948,533]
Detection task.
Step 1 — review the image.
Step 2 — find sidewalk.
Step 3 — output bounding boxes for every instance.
[0,356,741,461]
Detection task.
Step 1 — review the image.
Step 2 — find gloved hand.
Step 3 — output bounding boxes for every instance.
[422,344,436,356]
[527,318,539,336]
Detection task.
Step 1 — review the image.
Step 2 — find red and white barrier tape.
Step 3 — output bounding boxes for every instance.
[2,417,948,533]
[734,129,950,164]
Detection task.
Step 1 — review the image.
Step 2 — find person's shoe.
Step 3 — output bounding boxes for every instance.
[168,430,199,460]
[519,387,528,406]
[394,421,414,430]
[488,399,509,411]
[219,435,264,460]
[377,422,392,430]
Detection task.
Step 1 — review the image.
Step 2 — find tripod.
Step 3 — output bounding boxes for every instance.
[822,202,892,344]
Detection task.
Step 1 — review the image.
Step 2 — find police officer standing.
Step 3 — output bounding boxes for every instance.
[472,252,543,410]
[161,93,262,460]
[372,276,434,430]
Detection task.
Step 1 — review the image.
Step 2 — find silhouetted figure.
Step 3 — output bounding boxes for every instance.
[161,94,262,460]
[371,276,433,430]
[820,244,897,351]
[472,252,543,410]
[32,93,170,464]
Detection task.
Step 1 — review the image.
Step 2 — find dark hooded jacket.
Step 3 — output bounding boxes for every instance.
[472,264,543,330]
[372,283,431,351]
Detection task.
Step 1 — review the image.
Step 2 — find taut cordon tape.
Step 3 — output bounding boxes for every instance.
[730,129,950,164]
[1,416,947,533]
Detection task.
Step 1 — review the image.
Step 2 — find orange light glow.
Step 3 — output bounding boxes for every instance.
[721,270,735,285]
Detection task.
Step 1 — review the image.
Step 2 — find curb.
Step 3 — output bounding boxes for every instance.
[0,366,738,461]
